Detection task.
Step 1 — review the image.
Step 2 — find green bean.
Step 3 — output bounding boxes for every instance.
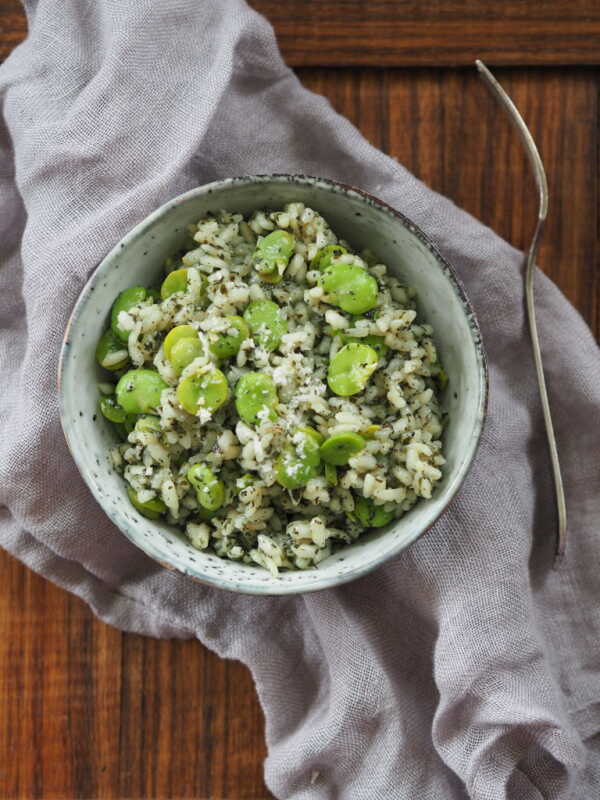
[243,300,287,351]
[111,286,148,342]
[187,464,226,511]
[353,496,395,528]
[234,372,278,424]
[176,367,229,414]
[275,428,321,490]
[210,316,250,359]
[319,263,378,315]
[127,486,167,519]
[115,369,168,414]
[320,432,366,466]
[163,325,197,360]
[95,328,129,371]
[310,244,348,271]
[99,395,127,424]
[252,230,295,283]
[327,343,379,396]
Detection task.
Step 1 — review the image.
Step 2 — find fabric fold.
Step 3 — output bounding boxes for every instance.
[1,1,599,797]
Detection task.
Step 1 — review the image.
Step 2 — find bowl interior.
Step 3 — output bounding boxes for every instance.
[59,176,486,594]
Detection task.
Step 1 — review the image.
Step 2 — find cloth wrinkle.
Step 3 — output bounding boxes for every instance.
[1,1,599,798]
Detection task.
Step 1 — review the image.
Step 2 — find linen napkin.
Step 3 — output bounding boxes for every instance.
[1,1,599,797]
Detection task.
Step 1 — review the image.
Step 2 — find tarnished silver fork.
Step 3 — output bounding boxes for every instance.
[475,60,567,563]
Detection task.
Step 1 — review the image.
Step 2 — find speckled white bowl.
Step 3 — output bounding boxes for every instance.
[58,175,487,595]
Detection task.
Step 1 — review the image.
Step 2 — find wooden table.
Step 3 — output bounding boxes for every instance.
[0,2,598,797]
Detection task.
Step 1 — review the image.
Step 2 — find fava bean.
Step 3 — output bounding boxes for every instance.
[127,486,167,519]
[320,432,366,465]
[163,325,197,360]
[275,429,321,490]
[252,230,296,282]
[187,464,226,511]
[341,333,388,360]
[310,243,347,271]
[177,368,229,414]
[95,328,129,371]
[353,496,395,528]
[99,395,127,424]
[111,286,147,342]
[324,463,338,486]
[234,372,278,424]
[116,369,167,414]
[243,300,287,351]
[319,263,378,315]
[327,343,379,397]
[169,336,204,373]
[211,316,250,359]
[135,415,162,433]
[160,268,206,300]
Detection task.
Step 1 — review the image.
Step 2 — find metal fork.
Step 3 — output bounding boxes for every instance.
[475,60,567,563]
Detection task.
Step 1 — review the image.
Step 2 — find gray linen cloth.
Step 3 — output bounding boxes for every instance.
[1,1,599,798]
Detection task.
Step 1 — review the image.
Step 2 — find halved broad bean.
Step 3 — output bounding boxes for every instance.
[275,429,322,490]
[177,367,229,414]
[116,369,167,414]
[95,328,129,371]
[327,343,379,397]
[235,473,256,494]
[243,300,287,351]
[319,263,378,315]
[135,415,162,433]
[320,432,366,466]
[99,395,127,424]
[234,372,278,425]
[127,486,167,519]
[293,427,322,466]
[163,325,197,360]
[324,463,338,486]
[361,424,381,440]
[169,337,204,373]
[252,230,296,283]
[111,286,148,342]
[353,496,395,528]
[187,464,226,511]
[210,316,250,359]
[160,268,206,300]
[341,333,388,360]
[310,243,347,271]
[276,428,322,490]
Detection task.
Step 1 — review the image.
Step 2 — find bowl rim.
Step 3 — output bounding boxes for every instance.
[58,173,489,595]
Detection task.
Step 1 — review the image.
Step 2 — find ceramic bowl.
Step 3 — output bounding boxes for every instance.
[58,175,487,595]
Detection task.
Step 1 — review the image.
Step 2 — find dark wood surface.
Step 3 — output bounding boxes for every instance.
[1,3,598,799]
[251,1,600,67]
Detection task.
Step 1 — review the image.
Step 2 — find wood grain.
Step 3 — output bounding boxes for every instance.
[0,2,599,799]
[0,0,24,60]
[4,2,600,66]
[300,67,599,335]
[250,1,600,67]
[0,552,270,799]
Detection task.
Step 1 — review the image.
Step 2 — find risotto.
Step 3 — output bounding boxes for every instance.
[95,203,446,575]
